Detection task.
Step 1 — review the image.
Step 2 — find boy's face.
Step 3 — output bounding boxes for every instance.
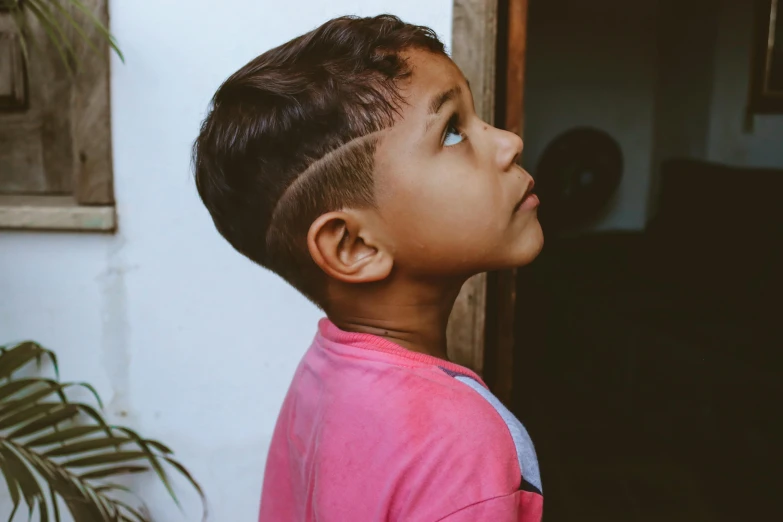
[372,50,543,278]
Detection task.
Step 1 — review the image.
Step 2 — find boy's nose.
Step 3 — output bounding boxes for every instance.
[494,128,524,171]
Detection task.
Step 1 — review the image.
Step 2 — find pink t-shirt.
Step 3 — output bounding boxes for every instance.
[259,319,543,521]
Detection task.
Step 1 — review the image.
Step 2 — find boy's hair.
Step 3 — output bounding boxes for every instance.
[193,15,445,303]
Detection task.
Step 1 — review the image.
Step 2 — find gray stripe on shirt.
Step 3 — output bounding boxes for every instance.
[453,375,542,493]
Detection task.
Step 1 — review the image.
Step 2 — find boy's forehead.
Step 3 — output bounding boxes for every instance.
[370,50,467,160]
[372,50,467,171]
[369,50,465,155]
[399,50,466,116]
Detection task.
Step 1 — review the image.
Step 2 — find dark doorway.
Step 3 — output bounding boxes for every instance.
[510,0,783,520]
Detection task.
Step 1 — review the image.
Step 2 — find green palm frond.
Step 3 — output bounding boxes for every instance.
[0,341,206,522]
[4,0,124,75]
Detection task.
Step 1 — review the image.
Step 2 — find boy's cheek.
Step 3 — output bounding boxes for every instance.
[381,184,519,260]
[392,218,514,270]
[396,209,500,248]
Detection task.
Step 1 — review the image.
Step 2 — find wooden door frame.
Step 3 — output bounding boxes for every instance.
[449,0,528,406]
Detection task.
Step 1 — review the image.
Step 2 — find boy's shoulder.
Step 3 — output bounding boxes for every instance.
[265,325,542,521]
[289,320,523,466]
[285,339,529,519]
[307,336,518,454]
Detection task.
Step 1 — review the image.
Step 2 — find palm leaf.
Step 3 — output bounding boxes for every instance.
[163,456,209,513]
[8,0,124,77]
[25,0,79,74]
[0,378,80,417]
[0,442,44,516]
[43,0,101,59]
[68,0,124,62]
[0,341,57,381]
[9,404,81,438]
[111,427,181,508]
[0,402,68,431]
[106,498,148,522]
[0,448,23,520]
[42,435,132,458]
[0,342,206,522]
[79,465,149,481]
[0,379,41,402]
[48,484,61,522]
[8,3,32,65]
[27,425,108,447]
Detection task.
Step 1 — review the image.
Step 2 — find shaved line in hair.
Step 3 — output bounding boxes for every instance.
[264,130,386,248]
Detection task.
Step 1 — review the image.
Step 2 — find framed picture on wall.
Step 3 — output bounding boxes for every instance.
[750,0,783,112]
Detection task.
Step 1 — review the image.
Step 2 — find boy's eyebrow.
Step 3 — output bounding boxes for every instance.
[424,85,463,134]
[427,85,462,116]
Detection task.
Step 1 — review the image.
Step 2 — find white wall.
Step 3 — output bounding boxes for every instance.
[0,1,452,520]
[522,0,660,231]
[707,0,783,167]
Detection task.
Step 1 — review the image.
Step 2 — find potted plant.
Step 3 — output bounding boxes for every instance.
[0,341,205,521]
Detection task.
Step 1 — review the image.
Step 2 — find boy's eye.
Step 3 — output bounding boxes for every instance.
[443,123,466,147]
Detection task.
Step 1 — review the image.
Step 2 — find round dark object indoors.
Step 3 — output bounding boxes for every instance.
[535,127,623,230]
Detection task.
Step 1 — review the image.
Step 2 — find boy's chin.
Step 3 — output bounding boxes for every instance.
[501,227,545,268]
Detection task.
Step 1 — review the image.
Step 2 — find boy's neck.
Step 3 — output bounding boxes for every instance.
[325,277,465,360]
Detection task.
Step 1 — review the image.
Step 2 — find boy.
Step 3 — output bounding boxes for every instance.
[194,14,544,521]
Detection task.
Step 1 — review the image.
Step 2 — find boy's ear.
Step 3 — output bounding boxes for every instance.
[307,210,393,284]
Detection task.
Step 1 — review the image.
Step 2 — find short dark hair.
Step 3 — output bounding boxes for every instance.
[193,15,445,304]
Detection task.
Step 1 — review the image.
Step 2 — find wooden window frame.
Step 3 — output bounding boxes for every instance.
[749,0,783,113]
[449,0,526,407]
[0,0,116,232]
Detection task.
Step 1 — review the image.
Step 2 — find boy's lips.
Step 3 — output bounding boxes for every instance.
[513,178,539,214]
